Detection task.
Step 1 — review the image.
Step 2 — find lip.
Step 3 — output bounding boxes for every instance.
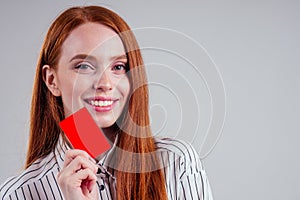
[84,96,118,112]
[86,96,118,101]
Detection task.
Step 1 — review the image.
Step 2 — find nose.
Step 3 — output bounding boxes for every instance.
[94,70,112,91]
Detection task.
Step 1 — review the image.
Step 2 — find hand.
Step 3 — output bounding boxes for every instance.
[57,149,99,200]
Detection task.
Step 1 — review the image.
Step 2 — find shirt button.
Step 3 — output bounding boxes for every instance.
[99,184,105,191]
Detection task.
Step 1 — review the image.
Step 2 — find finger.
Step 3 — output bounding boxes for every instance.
[57,168,97,195]
[63,155,98,176]
[73,168,97,194]
[63,149,96,168]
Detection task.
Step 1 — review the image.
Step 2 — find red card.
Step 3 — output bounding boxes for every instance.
[59,107,111,158]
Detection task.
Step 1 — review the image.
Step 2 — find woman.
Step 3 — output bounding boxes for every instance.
[0,6,213,200]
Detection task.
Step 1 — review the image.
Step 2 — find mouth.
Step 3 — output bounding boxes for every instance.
[85,97,118,112]
[89,100,114,107]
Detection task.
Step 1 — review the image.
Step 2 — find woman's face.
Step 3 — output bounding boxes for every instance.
[45,22,130,128]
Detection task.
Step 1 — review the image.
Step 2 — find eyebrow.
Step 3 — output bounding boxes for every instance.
[69,54,96,62]
[69,54,127,62]
[111,54,127,61]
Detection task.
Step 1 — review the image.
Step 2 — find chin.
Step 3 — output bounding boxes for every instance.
[94,119,115,129]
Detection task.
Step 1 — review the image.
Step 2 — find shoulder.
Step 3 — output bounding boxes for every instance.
[0,152,58,199]
[154,137,204,174]
[155,138,214,199]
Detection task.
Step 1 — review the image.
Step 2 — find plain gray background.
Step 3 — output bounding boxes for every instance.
[0,0,299,199]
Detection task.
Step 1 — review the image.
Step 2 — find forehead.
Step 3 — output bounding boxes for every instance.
[60,22,125,61]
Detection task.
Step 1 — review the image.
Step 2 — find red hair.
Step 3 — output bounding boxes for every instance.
[26,6,167,200]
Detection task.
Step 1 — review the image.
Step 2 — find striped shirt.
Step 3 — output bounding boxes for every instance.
[0,136,213,200]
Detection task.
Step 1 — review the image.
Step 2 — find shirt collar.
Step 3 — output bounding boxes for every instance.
[96,133,119,179]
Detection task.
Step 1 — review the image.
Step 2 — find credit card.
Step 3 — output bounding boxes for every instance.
[59,107,111,158]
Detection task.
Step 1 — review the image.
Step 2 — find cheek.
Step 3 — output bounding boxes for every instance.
[118,77,131,99]
[59,78,90,114]
[58,79,74,101]
[59,81,76,114]
[61,77,90,97]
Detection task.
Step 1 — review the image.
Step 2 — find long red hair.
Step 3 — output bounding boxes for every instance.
[26,6,167,200]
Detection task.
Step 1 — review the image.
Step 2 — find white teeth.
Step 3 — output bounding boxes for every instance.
[90,100,113,107]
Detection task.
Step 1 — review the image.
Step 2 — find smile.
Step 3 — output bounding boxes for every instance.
[90,100,113,107]
[85,97,118,112]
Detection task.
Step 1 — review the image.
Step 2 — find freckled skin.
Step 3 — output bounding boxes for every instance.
[55,22,130,128]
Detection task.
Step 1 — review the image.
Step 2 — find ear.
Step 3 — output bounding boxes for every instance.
[42,65,61,97]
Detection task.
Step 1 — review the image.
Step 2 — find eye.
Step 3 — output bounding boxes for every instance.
[74,63,94,73]
[112,63,129,74]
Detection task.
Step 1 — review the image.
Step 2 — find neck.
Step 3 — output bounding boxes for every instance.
[102,123,119,144]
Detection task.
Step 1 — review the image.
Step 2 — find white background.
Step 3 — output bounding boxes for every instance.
[0,1,299,199]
